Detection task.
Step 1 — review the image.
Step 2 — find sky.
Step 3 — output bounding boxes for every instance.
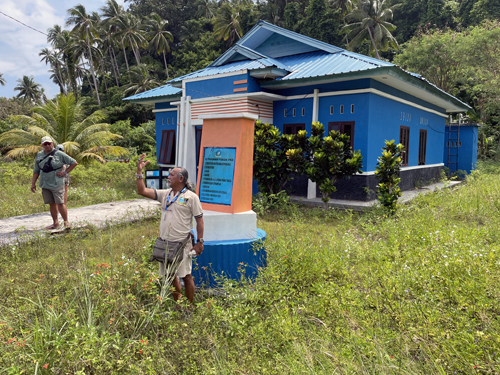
[0,0,127,99]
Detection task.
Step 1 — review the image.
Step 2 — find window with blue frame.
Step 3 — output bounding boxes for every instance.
[159,130,176,164]
[328,121,355,148]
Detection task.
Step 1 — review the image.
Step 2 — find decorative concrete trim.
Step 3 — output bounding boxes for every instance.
[359,163,444,175]
[189,91,286,104]
[198,113,259,120]
[152,108,178,113]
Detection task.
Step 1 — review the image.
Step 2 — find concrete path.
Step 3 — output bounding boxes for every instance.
[290,181,462,211]
[0,199,161,246]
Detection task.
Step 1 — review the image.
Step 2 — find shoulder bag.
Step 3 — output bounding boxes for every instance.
[150,233,193,264]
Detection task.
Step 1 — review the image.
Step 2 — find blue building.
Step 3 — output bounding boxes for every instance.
[125,20,472,201]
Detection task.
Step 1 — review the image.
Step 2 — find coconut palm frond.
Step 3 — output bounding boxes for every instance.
[6,145,43,159]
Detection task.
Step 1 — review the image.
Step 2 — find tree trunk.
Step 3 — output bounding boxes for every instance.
[130,39,141,66]
[55,64,67,95]
[109,46,120,87]
[86,36,101,105]
[366,26,380,60]
[163,50,169,79]
[122,43,131,83]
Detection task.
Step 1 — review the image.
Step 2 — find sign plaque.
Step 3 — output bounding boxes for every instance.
[200,147,236,205]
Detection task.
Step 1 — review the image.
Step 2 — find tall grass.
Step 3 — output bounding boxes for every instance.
[1,162,500,373]
[0,160,141,219]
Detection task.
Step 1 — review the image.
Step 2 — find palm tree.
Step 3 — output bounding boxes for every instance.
[195,0,216,19]
[341,0,401,60]
[213,3,243,47]
[14,76,44,104]
[0,93,127,162]
[0,73,5,86]
[66,4,102,105]
[47,25,80,98]
[331,0,354,17]
[145,13,173,79]
[68,37,103,96]
[39,48,67,94]
[123,64,161,96]
[100,1,124,86]
[114,13,147,67]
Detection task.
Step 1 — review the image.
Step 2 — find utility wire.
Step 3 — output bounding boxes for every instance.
[0,10,48,36]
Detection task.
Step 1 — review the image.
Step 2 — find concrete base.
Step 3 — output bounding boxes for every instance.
[193,210,257,241]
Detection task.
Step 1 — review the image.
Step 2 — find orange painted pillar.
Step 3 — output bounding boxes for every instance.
[196,115,255,214]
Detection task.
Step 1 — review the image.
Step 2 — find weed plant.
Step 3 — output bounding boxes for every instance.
[0,160,140,219]
[1,163,500,373]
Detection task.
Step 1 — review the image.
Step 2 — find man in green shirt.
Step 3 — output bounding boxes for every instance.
[31,136,78,229]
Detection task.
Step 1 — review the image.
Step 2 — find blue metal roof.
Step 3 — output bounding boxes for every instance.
[123,84,181,101]
[167,50,391,84]
[171,57,289,82]
[276,51,392,81]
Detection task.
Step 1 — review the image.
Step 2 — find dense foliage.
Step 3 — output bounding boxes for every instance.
[394,20,500,158]
[287,122,363,209]
[1,0,500,159]
[374,139,404,213]
[253,121,298,194]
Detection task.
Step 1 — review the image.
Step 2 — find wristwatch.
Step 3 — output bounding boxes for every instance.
[197,238,204,244]
[135,173,144,179]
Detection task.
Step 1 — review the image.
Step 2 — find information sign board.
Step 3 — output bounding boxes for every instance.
[199,147,236,205]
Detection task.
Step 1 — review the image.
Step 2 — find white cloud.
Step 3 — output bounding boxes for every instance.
[0,0,127,98]
[0,0,64,90]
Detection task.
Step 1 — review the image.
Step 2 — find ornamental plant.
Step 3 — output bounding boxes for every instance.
[374,139,404,214]
[253,121,298,194]
[286,121,363,210]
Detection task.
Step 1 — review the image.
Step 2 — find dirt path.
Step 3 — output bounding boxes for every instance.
[0,199,160,246]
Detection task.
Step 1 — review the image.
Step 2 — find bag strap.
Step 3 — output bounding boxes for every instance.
[37,149,57,169]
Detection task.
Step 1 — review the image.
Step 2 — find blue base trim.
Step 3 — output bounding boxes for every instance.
[192,229,267,287]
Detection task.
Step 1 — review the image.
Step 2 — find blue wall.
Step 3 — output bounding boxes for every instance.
[317,94,370,156]
[185,73,261,99]
[273,98,314,132]
[272,90,446,172]
[367,94,445,171]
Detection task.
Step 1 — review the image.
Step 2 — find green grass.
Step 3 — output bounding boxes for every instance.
[0,160,142,219]
[1,161,500,373]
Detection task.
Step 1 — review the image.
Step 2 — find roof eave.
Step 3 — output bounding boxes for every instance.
[250,67,289,79]
[386,67,471,112]
[262,66,470,113]
[123,93,182,105]
[260,67,393,88]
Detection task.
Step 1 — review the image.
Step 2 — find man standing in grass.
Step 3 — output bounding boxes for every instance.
[136,153,205,305]
[31,136,78,230]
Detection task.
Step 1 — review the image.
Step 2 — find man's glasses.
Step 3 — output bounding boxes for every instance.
[43,143,52,146]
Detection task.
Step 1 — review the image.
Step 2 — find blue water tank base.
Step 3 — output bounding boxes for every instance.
[192,229,267,287]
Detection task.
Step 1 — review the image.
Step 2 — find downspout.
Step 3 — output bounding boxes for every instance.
[175,101,181,167]
[182,96,192,170]
[178,91,186,167]
[307,89,320,199]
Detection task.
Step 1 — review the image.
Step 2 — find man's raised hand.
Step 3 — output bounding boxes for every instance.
[137,153,150,172]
